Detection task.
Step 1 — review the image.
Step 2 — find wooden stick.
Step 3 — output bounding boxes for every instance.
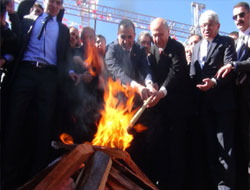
[127,96,152,132]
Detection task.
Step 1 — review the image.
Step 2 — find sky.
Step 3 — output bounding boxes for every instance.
[66,0,239,44]
[78,0,240,44]
[13,0,241,44]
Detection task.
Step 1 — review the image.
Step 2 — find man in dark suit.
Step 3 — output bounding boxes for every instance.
[1,0,70,189]
[105,19,154,101]
[146,17,193,190]
[190,10,236,190]
[216,2,250,189]
[0,0,20,83]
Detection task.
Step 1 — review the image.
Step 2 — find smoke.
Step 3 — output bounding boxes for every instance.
[63,75,104,144]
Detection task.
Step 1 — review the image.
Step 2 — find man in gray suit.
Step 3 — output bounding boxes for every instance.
[105,19,154,101]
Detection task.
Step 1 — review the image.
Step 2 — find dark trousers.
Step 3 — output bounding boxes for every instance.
[138,106,191,190]
[235,84,250,190]
[1,64,58,189]
[200,104,236,190]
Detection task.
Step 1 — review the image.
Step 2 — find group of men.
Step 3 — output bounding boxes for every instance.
[1,0,250,190]
[186,2,250,190]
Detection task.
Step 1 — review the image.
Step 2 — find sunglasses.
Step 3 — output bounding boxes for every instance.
[232,12,246,20]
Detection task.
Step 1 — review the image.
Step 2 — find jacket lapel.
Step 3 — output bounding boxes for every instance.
[205,35,219,63]
[193,40,201,63]
[57,22,61,60]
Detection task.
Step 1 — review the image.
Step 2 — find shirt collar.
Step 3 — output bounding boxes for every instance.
[121,47,132,53]
[239,27,250,37]
[42,13,57,21]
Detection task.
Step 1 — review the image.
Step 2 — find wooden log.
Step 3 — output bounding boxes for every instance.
[51,140,77,151]
[120,154,158,190]
[106,175,128,190]
[108,166,143,190]
[93,146,158,189]
[112,159,158,190]
[93,146,129,160]
[75,151,112,190]
[35,142,94,190]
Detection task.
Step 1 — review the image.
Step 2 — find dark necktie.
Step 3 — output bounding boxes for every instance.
[37,15,52,40]
[124,50,133,78]
[237,35,246,61]
[236,35,248,84]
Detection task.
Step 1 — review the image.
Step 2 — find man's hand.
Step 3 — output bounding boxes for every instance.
[0,14,6,26]
[148,90,165,107]
[146,83,158,93]
[216,63,233,79]
[138,86,152,100]
[69,72,80,85]
[0,58,6,68]
[196,78,215,91]
[6,0,15,14]
[81,71,93,83]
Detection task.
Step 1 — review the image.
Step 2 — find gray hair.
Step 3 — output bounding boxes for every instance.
[137,31,153,44]
[199,10,219,25]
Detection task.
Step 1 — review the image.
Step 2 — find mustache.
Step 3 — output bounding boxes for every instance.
[237,20,244,25]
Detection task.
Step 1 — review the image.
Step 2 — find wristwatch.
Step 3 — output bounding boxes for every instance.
[230,61,235,70]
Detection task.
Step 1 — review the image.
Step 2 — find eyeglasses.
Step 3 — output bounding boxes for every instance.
[232,12,246,20]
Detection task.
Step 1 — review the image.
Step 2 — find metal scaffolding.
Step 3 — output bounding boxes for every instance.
[62,0,197,41]
[14,0,228,41]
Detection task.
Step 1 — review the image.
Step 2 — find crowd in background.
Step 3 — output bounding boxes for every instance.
[1,0,250,190]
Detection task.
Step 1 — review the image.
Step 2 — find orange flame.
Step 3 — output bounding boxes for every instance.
[60,133,74,145]
[92,78,140,150]
[133,124,147,133]
[84,43,103,76]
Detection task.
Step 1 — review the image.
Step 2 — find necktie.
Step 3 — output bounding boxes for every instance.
[37,15,52,40]
[237,35,247,60]
[236,35,248,84]
[200,40,210,69]
[124,50,133,78]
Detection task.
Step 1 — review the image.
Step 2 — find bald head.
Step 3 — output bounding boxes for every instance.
[81,27,96,46]
[151,18,169,30]
[150,17,170,48]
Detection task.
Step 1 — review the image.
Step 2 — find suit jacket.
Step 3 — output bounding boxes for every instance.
[17,0,36,20]
[9,13,70,83]
[234,34,250,87]
[234,51,250,107]
[105,40,150,85]
[148,37,193,117]
[190,34,237,112]
[0,12,20,65]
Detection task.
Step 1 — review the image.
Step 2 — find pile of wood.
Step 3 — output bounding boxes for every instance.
[18,142,158,190]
